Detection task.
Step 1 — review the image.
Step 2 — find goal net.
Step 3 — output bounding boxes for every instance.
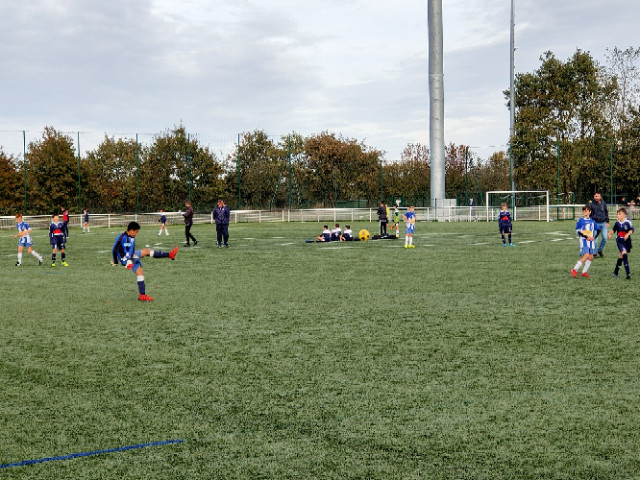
[485,190,550,222]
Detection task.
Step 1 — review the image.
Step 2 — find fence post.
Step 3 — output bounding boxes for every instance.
[23,130,27,214]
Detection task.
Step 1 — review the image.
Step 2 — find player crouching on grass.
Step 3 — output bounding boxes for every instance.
[608,207,634,279]
[112,221,178,302]
[571,205,600,278]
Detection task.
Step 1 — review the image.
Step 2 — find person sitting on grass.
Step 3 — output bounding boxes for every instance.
[316,225,331,242]
[331,223,342,241]
[112,221,179,302]
[342,225,354,241]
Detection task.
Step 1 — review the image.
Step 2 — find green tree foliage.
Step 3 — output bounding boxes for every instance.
[0,148,23,215]
[25,127,78,214]
[507,50,618,200]
[234,130,284,209]
[303,132,382,207]
[82,136,138,213]
[140,126,225,211]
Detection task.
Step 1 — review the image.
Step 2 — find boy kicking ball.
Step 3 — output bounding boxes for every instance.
[571,205,600,278]
[112,221,178,301]
[608,207,633,279]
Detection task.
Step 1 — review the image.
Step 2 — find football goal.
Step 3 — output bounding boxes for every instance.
[485,190,550,222]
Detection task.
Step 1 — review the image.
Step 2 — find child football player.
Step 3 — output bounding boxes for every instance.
[331,223,342,241]
[158,209,169,236]
[82,208,90,233]
[316,225,331,242]
[49,213,68,267]
[608,207,634,279]
[342,225,354,241]
[13,213,43,266]
[571,205,600,278]
[392,205,401,238]
[403,205,416,248]
[498,202,515,247]
[112,221,178,301]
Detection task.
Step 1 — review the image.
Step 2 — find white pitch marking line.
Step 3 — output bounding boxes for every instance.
[272,236,286,239]
[471,242,490,246]
[544,232,571,236]
[550,238,565,242]
[276,243,295,246]
[518,240,537,244]
[241,238,256,240]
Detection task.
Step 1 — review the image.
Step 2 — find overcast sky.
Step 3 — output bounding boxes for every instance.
[1,0,639,161]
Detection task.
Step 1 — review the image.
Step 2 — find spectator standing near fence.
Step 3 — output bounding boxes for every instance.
[183,201,198,247]
[589,192,609,258]
[213,199,230,248]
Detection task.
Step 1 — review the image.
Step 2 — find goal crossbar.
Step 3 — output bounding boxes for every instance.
[485,190,550,222]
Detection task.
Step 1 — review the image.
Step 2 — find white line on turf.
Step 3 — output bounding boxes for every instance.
[518,241,537,244]
[276,243,296,246]
[471,242,490,246]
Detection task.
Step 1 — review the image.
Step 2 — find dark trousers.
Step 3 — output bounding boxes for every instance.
[63,221,69,239]
[380,220,387,235]
[185,224,197,244]
[216,223,229,246]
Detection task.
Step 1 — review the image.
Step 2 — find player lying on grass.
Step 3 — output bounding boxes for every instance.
[571,205,600,278]
[608,207,634,279]
[111,221,178,301]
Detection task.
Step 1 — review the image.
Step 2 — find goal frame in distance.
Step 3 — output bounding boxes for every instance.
[485,190,550,222]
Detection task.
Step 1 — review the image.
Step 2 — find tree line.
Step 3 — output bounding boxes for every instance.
[1,47,638,215]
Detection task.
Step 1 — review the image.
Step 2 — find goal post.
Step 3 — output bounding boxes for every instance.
[485,190,550,222]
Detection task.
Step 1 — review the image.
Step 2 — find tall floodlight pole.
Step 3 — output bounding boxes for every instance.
[428,0,445,209]
[509,0,516,191]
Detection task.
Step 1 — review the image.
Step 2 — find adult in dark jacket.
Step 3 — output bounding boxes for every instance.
[213,199,231,248]
[589,192,609,257]
[377,201,388,235]
[183,201,198,247]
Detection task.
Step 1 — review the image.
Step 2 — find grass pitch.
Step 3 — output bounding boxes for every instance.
[1,220,640,479]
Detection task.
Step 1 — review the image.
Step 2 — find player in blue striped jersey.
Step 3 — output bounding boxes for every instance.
[112,221,179,301]
[498,203,515,247]
[13,213,43,266]
[403,205,416,248]
[608,207,634,279]
[571,205,600,278]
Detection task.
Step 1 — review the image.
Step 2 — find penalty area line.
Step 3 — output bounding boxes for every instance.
[0,439,184,470]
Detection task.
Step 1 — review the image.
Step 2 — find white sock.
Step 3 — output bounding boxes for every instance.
[32,251,42,261]
[583,260,591,273]
[409,236,413,245]
[159,230,162,235]
[149,250,155,257]
[137,275,144,282]
[405,236,409,245]
[17,252,22,263]
[165,230,169,235]
[573,260,583,271]
[87,228,90,232]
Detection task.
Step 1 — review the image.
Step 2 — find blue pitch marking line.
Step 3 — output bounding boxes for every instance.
[0,439,184,470]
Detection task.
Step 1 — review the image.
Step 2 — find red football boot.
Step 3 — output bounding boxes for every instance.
[169,247,178,260]
[580,272,589,278]
[138,294,154,302]
[570,269,578,278]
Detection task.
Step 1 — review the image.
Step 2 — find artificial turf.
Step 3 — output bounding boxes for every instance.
[1,220,639,479]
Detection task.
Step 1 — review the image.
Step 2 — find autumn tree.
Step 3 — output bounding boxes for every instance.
[0,148,23,214]
[25,127,78,214]
[82,136,138,212]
